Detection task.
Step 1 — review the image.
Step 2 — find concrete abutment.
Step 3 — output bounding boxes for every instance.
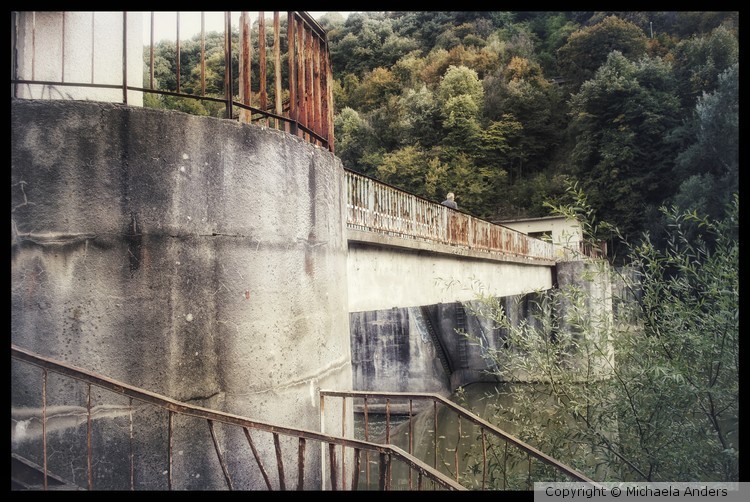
[11,98,351,489]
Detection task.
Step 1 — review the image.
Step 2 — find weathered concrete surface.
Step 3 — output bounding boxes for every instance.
[11,98,351,489]
[350,307,449,394]
[347,242,554,312]
[350,260,614,395]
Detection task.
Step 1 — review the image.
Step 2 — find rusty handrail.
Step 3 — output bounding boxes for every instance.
[10,11,334,152]
[11,344,464,491]
[345,169,558,263]
[320,389,604,490]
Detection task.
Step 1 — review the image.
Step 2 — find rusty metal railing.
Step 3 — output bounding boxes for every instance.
[10,11,334,152]
[320,390,602,491]
[345,170,557,263]
[11,345,464,491]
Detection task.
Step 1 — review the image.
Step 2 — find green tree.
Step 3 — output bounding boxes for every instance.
[441,94,482,149]
[376,145,434,198]
[351,67,401,112]
[483,57,566,181]
[437,64,484,106]
[567,51,682,243]
[670,25,738,109]
[438,149,496,216]
[463,186,739,483]
[557,15,648,89]
[438,65,484,151]
[334,107,376,175]
[367,95,410,152]
[391,51,427,88]
[398,85,442,148]
[477,116,524,170]
[669,63,738,226]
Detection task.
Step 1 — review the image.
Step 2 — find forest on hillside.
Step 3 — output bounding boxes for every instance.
[143,11,739,256]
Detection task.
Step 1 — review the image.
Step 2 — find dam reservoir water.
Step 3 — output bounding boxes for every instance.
[352,382,584,490]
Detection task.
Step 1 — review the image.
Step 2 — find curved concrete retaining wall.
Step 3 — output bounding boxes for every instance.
[11,98,351,489]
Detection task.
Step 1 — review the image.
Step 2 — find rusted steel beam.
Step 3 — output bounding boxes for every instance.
[297,437,306,490]
[296,17,305,139]
[258,12,267,126]
[385,399,391,444]
[287,13,296,135]
[273,12,282,129]
[352,448,361,490]
[129,397,135,490]
[321,389,597,484]
[326,45,335,152]
[408,400,414,489]
[14,10,334,151]
[239,12,252,124]
[378,453,386,491]
[12,345,467,491]
[312,35,321,143]
[433,401,438,471]
[305,28,313,141]
[481,430,487,490]
[168,411,174,490]
[328,442,338,490]
[224,12,233,119]
[454,415,461,482]
[386,453,392,490]
[273,432,286,490]
[343,170,557,262]
[295,11,327,39]
[42,369,48,490]
[208,419,234,490]
[243,427,273,490]
[364,397,370,485]
[87,383,93,490]
[341,396,347,489]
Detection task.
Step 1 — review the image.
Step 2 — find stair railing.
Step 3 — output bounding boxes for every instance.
[320,389,603,491]
[11,344,463,491]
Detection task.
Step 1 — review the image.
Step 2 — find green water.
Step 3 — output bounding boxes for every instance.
[351,382,739,490]
[352,382,578,490]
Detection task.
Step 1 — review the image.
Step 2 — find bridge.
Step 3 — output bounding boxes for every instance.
[11,11,606,490]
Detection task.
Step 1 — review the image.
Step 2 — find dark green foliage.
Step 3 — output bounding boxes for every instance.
[567,51,682,243]
[556,15,648,90]
[656,63,739,246]
[670,25,739,109]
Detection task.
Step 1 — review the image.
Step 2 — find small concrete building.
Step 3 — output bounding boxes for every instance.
[495,215,583,259]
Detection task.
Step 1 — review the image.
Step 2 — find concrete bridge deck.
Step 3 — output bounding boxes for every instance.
[344,170,557,312]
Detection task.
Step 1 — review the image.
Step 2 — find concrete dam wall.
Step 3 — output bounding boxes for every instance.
[350,260,613,397]
[11,98,352,489]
